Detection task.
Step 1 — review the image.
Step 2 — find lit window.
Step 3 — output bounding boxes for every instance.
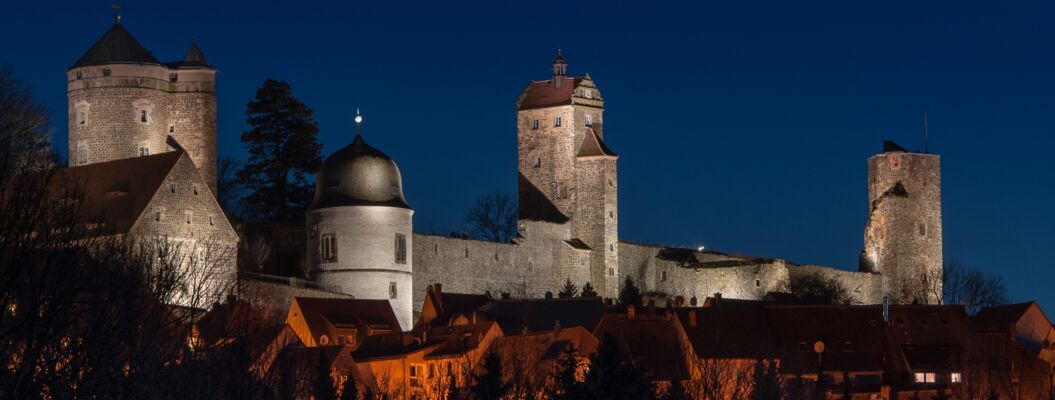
[926,373,936,383]
[554,116,562,127]
[914,372,936,383]
[389,281,398,299]
[532,119,539,130]
[951,372,962,383]
[395,233,407,264]
[321,234,337,262]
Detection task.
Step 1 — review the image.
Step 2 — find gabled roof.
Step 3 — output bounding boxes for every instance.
[516,77,583,110]
[167,43,214,69]
[71,23,160,69]
[287,297,401,347]
[576,128,617,158]
[51,151,183,234]
[593,314,691,382]
[480,297,606,334]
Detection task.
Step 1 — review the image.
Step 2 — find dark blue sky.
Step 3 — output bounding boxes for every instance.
[3,1,1053,308]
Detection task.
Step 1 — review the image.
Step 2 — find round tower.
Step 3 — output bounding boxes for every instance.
[306,121,414,330]
[67,23,217,192]
[861,140,942,304]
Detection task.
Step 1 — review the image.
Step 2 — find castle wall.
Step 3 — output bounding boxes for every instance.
[576,157,618,296]
[787,264,884,304]
[619,241,789,301]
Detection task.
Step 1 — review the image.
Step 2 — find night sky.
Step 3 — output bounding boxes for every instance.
[3,1,1053,309]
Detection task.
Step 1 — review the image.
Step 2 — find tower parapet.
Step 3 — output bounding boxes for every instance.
[861,141,942,304]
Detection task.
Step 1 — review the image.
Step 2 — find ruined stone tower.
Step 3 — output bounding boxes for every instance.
[861,141,942,304]
[516,53,619,298]
[67,22,218,193]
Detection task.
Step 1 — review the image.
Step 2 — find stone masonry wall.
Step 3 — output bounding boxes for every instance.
[787,264,884,304]
[576,157,618,297]
[518,105,581,222]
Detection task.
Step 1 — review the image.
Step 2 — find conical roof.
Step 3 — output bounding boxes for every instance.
[70,23,159,69]
[178,43,213,68]
[309,135,410,210]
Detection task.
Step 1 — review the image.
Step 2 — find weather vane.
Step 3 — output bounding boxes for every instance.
[112,3,122,23]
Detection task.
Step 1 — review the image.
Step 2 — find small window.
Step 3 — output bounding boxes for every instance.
[389,281,398,299]
[464,248,469,258]
[169,73,178,82]
[169,125,175,133]
[608,178,614,187]
[208,215,214,226]
[609,210,614,219]
[609,244,613,251]
[918,222,926,236]
[78,148,87,165]
[554,116,562,127]
[661,271,667,281]
[78,112,86,125]
[394,233,407,264]
[532,157,541,168]
[914,372,936,383]
[321,234,337,262]
[951,372,962,383]
[139,147,149,157]
[140,110,148,123]
[169,183,176,193]
[585,114,592,126]
[76,71,83,80]
[102,68,111,77]
[184,211,192,224]
[531,119,539,130]
[607,268,614,276]
[756,279,761,287]
[193,185,199,196]
[154,210,162,222]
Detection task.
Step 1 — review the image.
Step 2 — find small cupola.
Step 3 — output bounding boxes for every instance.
[552,50,567,88]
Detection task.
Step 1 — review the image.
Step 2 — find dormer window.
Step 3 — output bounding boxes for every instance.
[554,116,562,127]
[532,119,539,130]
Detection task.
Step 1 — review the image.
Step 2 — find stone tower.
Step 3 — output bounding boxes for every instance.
[861,141,942,304]
[516,53,619,298]
[306,122,414,331]
[67,22,218,193]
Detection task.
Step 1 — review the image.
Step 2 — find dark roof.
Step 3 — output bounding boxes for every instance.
[480,297,606,334]
[972,302,1034,331]
[883,140,908,153]
[167,43,213,69]
[564,239,591,250]
[51,151,183,234]
[576,128,617,158]
[71,23,160,69]
[517,172,569,224]
[309,135,410,210]
[676,305,776,360]
[291,297,401,335]
[516,77,582,110]
[593,315,691,382]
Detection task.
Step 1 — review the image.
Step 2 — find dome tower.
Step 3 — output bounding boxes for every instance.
[306,114,414,330]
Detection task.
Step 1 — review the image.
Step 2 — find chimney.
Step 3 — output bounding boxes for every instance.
[627,304,636,320]
[689,310,697,327]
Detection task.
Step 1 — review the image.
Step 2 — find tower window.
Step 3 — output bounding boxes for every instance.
[140,110,148,123]
[389,282,398,299]
[193,185,199,196]
[531,119,539,130]
[918,222,926,236]
[608,268,614,276]
[169,73,178,82]
[76,71,83,80]
[77,147,87,165]
[661,271,668,281]
[78,111,86,125]
[184,211,192,224]
[170,183,176,193]
[154,210,162,222]
[102,68,111,77]
[756,279,761,287]
[321,234,337,262]
[169,125,175,133]
[585,114,592,126]
[554,116,562,127]
[208,215,214,226]
[532,157,541,168]
[464,248,469,258]
[139,147,149,157]
[395,233,407,264]
[609,210,614,219]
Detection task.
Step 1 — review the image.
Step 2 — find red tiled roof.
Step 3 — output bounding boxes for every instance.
[516,78,582,110]
[576,128,617,158]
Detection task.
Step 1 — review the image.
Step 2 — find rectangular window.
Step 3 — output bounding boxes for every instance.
[193,185,199,196]
[76,71,83,80]
[102,68,111,77]
[170,183,176,193]
[154,210,162,221]
[395,233,407,264]
[608,268,614,276]
[661,271,667,281]
[169,125,175,133]
[914,372,936,383]
[140,110,148,123]
[531,119,539,130]
[532,157,541,168]
[78,148,87,165]
[389,281,398,299]
[321,234,337,262]
[139,147,149,156]
[585,114,592,126]
[169,73,178,82]
[184,211,192,224]
[208,215,214,226]
[78,112,86,125]
[951,372,962,383]
[409,363,425,387]
[554,116,562,127]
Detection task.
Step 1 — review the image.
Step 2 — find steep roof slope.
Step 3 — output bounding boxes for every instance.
[71,23,160,68]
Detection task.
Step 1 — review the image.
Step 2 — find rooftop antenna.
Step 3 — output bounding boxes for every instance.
[923,112,929,154]
[354,108,363,137]
[112,3,122,23]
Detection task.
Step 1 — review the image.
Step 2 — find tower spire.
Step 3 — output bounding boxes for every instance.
[354,108,363,137]
[112,3,122,23]
[552,49,567,88]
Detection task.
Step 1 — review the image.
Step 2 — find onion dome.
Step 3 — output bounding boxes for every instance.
[309,135,410,210]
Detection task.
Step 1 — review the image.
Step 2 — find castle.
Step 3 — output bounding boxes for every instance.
[65,22,942,330]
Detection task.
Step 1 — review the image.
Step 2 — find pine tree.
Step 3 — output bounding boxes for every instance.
[470,351,509,400]
[237,78,323,222]
[547,343,581,400]
[618,277,643,306]
[558,279,578,298]
[315,352,338,400]
[581,334,655,400]
[580,282,598,298]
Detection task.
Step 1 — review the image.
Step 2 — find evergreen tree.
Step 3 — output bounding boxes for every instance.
[470,351,509,400]
[558,279,578,298]
[547,343,581,400]
[315,352,337,400]
[237,78,323,222]
[581,334,655,399]
[341,369,360,400]
[618,277,643,306]
[580,282,598,298]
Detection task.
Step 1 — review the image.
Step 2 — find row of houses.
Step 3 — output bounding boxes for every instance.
[195,284,1055,399]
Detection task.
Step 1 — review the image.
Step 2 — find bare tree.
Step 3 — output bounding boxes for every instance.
[943,262,1008,314]
[465,191,518,243]
[238,230,273,273]
[0,66,52,179]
